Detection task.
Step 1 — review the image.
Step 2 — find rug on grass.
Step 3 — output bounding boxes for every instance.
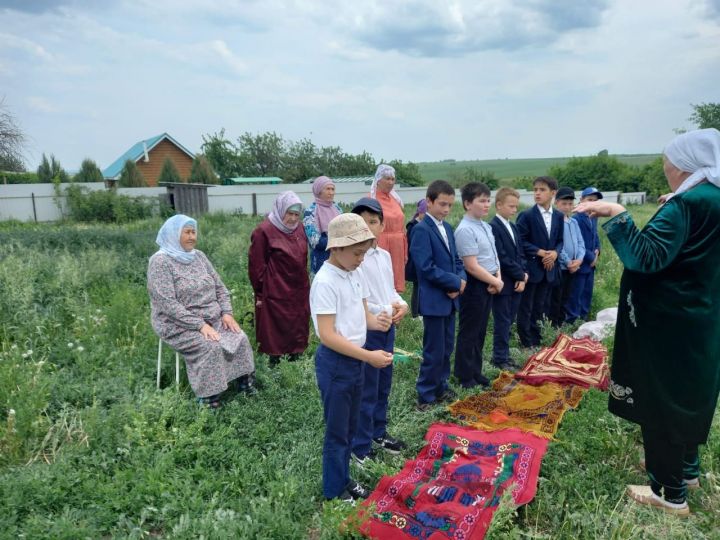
[514,334,609,390]
[357,424,548,540]
[448,372,586,439]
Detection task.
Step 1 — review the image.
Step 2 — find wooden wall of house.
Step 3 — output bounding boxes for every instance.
[136,139,194,186]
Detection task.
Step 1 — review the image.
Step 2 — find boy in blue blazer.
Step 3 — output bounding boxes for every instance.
[515,176,564,347]
[409,180,466,411]
[489,187,527,369]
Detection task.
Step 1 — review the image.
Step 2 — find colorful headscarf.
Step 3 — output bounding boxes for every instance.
[413,198,428,220]
[371,164,403,207]
[312,175,340,233]
[155,214,197,264]
[665,128,720,195]
[268,191,303,234]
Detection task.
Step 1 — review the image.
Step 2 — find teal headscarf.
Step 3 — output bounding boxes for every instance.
[155,214,197,264]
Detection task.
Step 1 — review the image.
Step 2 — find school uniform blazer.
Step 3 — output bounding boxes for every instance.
[515,205,564,284]
[489,216,527,296]
[409,217,467,317]
[573,213,600,274]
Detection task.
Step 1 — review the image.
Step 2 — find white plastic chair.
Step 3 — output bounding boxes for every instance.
[157,339,181,389]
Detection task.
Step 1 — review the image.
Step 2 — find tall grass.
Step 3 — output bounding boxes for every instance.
[0,205,717,539]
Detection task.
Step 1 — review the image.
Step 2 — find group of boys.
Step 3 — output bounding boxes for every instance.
[308,178,601,503]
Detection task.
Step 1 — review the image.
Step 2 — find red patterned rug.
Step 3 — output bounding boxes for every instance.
[357,424,548,539]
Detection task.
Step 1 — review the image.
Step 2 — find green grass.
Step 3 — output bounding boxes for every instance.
[0,205,718,539]
[417,154,661,183]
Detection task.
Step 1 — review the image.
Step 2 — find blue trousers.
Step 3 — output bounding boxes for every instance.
[351,326,395,457]
[492,292,522,365]
[568,270,595,320]
[517,280,551,347]
[454,277,493,386]
[315,344,364,499]
[417,313,455,404]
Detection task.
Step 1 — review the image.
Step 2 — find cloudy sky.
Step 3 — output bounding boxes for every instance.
[1,0,719,172]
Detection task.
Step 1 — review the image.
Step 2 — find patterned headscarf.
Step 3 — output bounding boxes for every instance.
[312,176,340,233]
[268,191,303,234]
[371,163,403,207]
[665,128,720,196]
[155,214,197,264]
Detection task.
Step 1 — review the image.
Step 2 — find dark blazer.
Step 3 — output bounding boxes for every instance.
[409,217,467,317]
[404,218,420,282]
[516,205,564,284]
[489,216,527,295]
[573,213,600,274]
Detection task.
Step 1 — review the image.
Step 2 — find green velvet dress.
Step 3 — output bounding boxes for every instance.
[604,182,720,444]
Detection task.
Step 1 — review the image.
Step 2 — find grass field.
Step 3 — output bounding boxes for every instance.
[417,155,661,183]
[0,204,718,539]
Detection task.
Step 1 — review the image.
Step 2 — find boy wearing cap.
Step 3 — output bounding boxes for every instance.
[410,180,467,411]
[549,187,585,325]
[567,187,602,320]
[310,213,394,503]
[350,198,409,465]
[516,176,564,347]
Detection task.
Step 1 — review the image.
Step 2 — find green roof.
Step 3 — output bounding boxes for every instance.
[222,177,283,185]
[303,176,374,184]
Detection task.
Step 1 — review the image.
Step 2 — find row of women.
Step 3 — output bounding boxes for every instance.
[147,128,720,515]
[147,164,409,407]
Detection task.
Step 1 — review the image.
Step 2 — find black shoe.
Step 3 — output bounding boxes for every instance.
[474,374,491,387]
[373,434,407,454]
[268,355,281,367]
[416,401,434,412]
[345,480,370,500]
[351,447,378,467]
[327,490,356,505]
[438,389,458,403]
[288,353,300,362]
[493,360,519,372]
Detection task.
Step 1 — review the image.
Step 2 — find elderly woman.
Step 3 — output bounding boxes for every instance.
[303,176,342,274]
[576,128,720,516]
[371,164,407,292]
[249,191,310,367]
[148,215,256,407]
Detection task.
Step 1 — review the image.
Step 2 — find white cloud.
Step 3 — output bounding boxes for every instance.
[26,96,59,113]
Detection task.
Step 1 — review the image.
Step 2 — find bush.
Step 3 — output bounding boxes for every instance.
[118,160,147,187]
[449,167,499,189]
[189,155,219,184]
[0,171,40,184]
[37,154,69,184]
[511,175,535,190]
[73,159,104,183]
[64,185,159,223]
[158,157,183,184]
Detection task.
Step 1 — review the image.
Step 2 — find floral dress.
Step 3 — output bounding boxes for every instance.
[148,250,255,398]
[303,201,342,274]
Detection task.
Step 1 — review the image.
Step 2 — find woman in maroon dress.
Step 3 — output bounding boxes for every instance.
[248,191,310,366]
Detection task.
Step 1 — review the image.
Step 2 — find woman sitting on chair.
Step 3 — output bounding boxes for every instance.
[148,214,256,407]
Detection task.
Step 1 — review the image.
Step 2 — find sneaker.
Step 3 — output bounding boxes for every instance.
[373,434,407,454]
[352,448,378,467]
[626,485,690,516]
[638,459,700,491]
[493,360,519,371]
[416,401,434,412]
[438,389,458,403]
[346,480,371,500]
[328,490,356,505]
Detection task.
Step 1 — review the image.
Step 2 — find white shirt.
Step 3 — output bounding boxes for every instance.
[536,204,553,235]
[496,215,516,244]
[427,213,449,249]
[310,261,369,347]
[356,246,407,315]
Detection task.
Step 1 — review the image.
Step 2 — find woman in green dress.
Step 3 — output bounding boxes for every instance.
[576,128,720,516]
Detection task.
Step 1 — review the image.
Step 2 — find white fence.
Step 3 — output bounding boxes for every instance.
[0,182,631,222]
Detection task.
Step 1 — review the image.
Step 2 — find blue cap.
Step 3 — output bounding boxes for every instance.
[581,187,603,199]
[352,197,384,218]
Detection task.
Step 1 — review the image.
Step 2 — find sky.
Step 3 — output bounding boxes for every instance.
[1,0,719,172]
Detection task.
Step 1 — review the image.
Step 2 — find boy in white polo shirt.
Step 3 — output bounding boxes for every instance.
[310,213,393,503]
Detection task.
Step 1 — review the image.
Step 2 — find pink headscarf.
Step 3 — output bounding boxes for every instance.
[312,176,340,233]
[268,191,303,234]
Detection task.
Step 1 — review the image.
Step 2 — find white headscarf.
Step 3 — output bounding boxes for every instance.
[155,214,197,264]
[268,191,303,234]
[371,163,403,207]
[665,128,720,196]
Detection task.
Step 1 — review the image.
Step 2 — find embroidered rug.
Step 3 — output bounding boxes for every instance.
[448,372,586,439]
[514,334,609,390]
[357,424,548,540]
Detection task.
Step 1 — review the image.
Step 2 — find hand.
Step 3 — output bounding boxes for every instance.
[542,250,557,265]
[459,279,467,294]
[574,200,626,218]
[493,277,504,291]
[590,250,599,268]
[514,281,526,292]
[255,300,262,307]
[221,313,240,333]
[374,312,392,332]
[391,302,408,324]
[200,323,220,341]
[487,284,499,295]
[447,291,459,299]
[543,260,555,271]
[366,349,393,368]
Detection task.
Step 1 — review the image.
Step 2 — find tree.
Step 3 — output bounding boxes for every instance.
[0,97,26,172]
[689,102,720,131]
[189,155,219,184]
[118,159,147,187]
[201,129,240,178]
[74,158,104,183]
[388,159,424,187]
[548,155,625,191]
[37,153,69,183]
[236,131,285,177]
[284,138,319,183]
[158,157,183,184]
[449,167,498,189]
